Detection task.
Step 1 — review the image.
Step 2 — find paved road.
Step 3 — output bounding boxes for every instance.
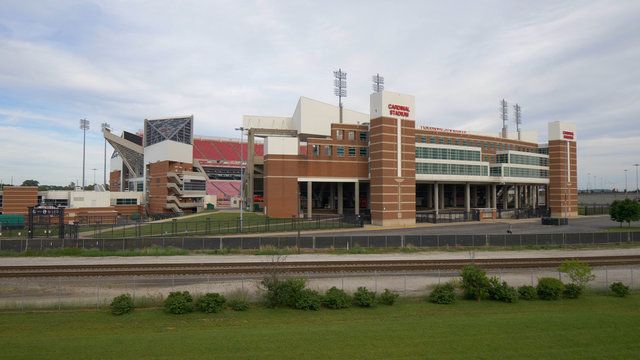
[302,216,638,237]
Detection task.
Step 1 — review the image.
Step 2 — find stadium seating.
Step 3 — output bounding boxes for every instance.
[206,180,241,199]
[212,141,241,162]
[194,139,225,161]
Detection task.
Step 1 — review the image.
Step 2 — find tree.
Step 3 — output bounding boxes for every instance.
[21,179,39,187]
[558,259,595,289]
[609,199,640,227]
[460,265,490,301]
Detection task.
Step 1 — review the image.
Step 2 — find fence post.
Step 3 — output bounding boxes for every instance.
[404,271,407,296]
[97,277,100,310]
[241,274,245,296]
[21,278,25,312]
[531,269,534,286]
[631,268,634,290]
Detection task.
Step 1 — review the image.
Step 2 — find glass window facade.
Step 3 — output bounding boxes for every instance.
[415,147,481,161]
[510,153,549,166]
[416,163,488,176]
[503,167,549,178]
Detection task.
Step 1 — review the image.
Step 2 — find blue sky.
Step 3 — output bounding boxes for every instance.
[1,0,639,190]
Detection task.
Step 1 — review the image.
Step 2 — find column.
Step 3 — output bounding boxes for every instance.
[433,182,439,214]
[472,185,478,207]
[439,183,444,210]
[355,181,360,215]
[491,184,497,209]
[465,183,471,215]
[307,181,312,219]
[515,185,520,209]
[330,184,335,210]
[503,185,508,209]
[338,182,344,215]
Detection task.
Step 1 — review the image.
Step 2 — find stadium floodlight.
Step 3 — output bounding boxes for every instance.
[80,119,90,190]
[101,123,111,188]
[333,68,347,123]
[372,73,384,93]
[500,99,508,138]
[514,104,522,140]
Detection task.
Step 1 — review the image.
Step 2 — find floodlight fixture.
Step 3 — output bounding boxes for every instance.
[333,68,347,123]
[372,73,384,92]
[500,99,508,138]
[514,104,522,140]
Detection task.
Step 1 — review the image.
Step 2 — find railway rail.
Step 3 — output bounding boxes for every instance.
[1,255,640,278]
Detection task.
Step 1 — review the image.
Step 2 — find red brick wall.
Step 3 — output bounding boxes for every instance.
[1,186,38,215]
[548,140,577,217]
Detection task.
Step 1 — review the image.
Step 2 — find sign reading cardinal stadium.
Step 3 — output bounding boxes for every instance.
[388,104,410,117]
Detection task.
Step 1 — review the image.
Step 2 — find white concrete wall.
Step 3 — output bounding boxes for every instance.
[293,97,368,137]
[110,155,123,172]
[144,140,193,165]
[370,91,416,121]
[548,121,577,142]
[242,116,293,130]
[265,137,299,155]
[68,191,111,208]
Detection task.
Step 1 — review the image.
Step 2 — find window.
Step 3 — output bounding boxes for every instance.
[312,145,320,156]
[348,131,355,141]
[462,139,467,146]
[430,136,436,144]
[420,135,427,143]
[116,198,137,205]
[336,130,344,140]
[324,145,332,156]
[360,147,368,157]
[490,142,494,150]
[337,146,345,156]
[454,139,460,146]
[483,142,488,150]
[484,155,488,162]
[348,146,356,157]
[360,131,368,142]
[439,137,444,144]
[447,138,452,145]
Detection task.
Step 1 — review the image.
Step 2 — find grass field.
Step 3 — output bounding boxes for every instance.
[2,295,639,359]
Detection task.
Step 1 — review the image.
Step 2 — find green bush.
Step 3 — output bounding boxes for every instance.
[110,294,134,315]
[323,287,351,309]
[610,282,630,297]
[558,259,595,289]
[537,278,565,300]
[228,298,250,311]
[261,277,307,308]
[379,289,400,305]
[164,291,194,314]
[198,293,227,313]
[295,289,322,311]
[353,287,376,307]
[517,285,537,300]
[563,284,583,299]
[460,265,490,301]
[429,283,456,304]
[488,277,519,303]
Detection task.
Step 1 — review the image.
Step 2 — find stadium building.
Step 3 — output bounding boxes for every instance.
[0,89,577,227]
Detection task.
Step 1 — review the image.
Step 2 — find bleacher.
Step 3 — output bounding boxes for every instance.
[206,180,241,199]
[212,141,241,162]
[194,139,224,161]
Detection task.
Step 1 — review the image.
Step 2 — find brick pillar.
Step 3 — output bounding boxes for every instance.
[549,140,577,217]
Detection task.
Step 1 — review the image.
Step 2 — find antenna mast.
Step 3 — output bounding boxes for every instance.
[372,73,384,93]
[333,69,347,123]
[500,99,508,138]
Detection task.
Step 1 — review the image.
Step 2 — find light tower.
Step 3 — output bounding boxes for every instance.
[79,119,90,190]
[101,122,111,189]
[500,99,508,138]
[634,163,639,199]
[372,73,384,93]
[333,69,347,123]
[514,104,522,141]
[625,169,628,196]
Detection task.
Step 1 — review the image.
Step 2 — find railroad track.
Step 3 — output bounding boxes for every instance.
[1,255,639,278]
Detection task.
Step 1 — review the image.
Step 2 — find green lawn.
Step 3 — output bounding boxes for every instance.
[2,295,639,359]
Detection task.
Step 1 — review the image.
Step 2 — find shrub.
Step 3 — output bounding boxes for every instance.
[164,291,194,314]
[537,278,565,300]
[429,283,456,304]
[460,265,490,301]
[558,259,595,289]
[295,289,322,311]
[228,298,250,311]
[261,277,306,308]
[610,282,630,297]
[198,293,227,313]
[563,283,583,299]
[323,287,351,309]
[353,287,376,307]
[488,277,518,303]
[379,289,400,306]
[517,285,537,300]
[110,294,134,315]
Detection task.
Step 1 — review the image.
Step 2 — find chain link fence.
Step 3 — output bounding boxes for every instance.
[1,266,637,311]
[1,231,639,252]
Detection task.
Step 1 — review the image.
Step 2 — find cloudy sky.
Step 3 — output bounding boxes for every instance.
[1,0,639,190]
